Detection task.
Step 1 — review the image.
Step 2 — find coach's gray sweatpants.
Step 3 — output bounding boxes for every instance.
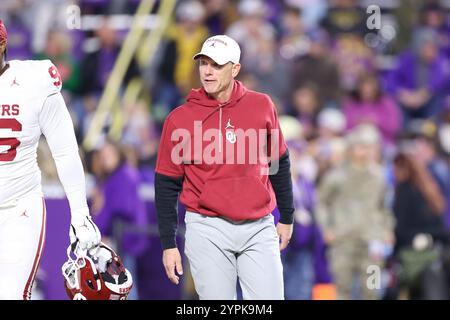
[184,211,284,300]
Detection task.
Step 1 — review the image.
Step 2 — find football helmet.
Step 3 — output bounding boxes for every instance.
[62,243,133,300]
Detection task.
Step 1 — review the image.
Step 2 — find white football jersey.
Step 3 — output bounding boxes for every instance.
[0,60,62,204]
[0,59,89,219]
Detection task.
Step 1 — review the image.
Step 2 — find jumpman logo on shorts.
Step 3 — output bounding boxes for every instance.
[20,210,29,218]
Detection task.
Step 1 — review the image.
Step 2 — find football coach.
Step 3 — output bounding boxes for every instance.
[154,35,295,300]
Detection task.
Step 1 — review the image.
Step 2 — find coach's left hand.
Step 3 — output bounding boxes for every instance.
[276,223,293,251]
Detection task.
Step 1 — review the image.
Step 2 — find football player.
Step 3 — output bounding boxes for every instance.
[0,20,101,300]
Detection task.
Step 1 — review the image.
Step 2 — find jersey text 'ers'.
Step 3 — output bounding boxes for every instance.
[1,104,19,116]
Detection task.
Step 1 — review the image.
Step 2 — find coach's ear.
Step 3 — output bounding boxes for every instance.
[231,63,241,78]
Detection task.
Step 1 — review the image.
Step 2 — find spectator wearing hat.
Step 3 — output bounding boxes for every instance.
[313,108,347,183]
[316,124,394,299]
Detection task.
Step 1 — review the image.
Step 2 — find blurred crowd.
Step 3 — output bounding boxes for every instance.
[4,0,450,300]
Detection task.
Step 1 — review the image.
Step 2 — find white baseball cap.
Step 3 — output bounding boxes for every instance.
[318,108,346,133]
[193,35,241,65]
[346,124,380,146]
[176,0,205,22]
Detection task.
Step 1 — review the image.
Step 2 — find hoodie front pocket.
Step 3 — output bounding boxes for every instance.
[198,176,272,220]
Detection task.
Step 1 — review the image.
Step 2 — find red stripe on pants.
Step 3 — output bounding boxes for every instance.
[23,198,46,300]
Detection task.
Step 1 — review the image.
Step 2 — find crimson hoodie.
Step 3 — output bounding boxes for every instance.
[156,80,287,221]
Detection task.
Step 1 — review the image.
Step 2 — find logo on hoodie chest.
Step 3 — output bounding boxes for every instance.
[225,118,236,144]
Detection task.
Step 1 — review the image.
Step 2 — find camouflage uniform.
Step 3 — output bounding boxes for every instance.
[316,163,394,300]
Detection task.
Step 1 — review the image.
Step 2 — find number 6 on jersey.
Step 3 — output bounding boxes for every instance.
[0,118,22,161]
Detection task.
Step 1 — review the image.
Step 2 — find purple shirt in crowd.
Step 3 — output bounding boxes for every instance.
[343,96,402,146]
[387,50,449,95]
[94,163,149,257]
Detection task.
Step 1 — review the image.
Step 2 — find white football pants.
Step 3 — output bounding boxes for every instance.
[0,194,46,300]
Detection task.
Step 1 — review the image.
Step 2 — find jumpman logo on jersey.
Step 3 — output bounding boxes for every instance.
[209,42,216,48]
[225,118,236,144]
[225,118,234,130]
[10,77,19,87]
[20,210,29,218]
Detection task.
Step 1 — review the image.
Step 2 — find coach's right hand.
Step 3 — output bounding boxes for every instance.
[163,248,184,285]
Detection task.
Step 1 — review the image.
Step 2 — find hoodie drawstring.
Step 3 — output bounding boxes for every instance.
[201,103,226,153]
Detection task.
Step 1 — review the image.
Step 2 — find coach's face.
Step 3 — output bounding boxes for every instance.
[198,56,240,100]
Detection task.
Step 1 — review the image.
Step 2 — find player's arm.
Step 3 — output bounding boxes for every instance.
[39,92,100,251]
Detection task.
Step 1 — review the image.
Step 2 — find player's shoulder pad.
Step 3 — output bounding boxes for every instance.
[18,59,62,96]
